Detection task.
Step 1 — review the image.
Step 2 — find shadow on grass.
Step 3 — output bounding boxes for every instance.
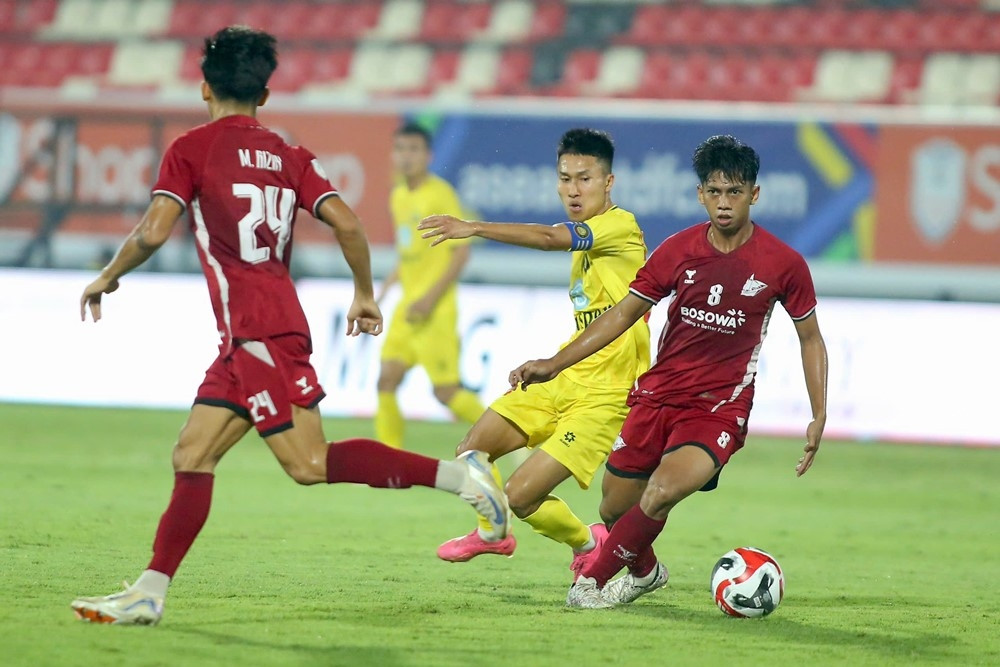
[621,600,961,661]
[168,624,406,666]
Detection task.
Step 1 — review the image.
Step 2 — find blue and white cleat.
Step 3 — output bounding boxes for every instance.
[456,450,510,539]
[72,583,164,625]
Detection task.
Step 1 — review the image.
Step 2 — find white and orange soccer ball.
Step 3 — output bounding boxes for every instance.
[710,547,785,618]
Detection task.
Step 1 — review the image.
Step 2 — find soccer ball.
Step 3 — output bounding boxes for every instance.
[710,547,784,618]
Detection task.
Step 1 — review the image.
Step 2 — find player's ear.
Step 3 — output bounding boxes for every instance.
[200,81,212,102]
[257,88,270,108]
[697,183,705,204]
[750,183,760,205]
[605,172,614,193]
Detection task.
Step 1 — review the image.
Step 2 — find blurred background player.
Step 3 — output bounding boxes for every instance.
[70,26,508,626]
[509,135,828,609]
[374,122,484,449]
[418,128,649,569]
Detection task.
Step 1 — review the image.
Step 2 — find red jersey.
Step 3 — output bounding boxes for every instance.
[152,115,339,353]
[629,222,816,413]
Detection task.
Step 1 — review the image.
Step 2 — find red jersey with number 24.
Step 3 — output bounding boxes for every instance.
[152,115,339,353]
[628,222,817,414]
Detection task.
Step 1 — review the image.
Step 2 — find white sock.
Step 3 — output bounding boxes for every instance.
[633,563,660,587]
[131,569,170,598]
[476,527,500,542]
[434,459,466,494]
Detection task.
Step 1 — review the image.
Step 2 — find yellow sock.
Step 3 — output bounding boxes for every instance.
[375,391,404,449]
[521,495,590,549]
[446,389,485,424]
[476,463,505,538]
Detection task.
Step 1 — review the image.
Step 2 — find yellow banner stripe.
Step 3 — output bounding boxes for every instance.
[797,123,852,187]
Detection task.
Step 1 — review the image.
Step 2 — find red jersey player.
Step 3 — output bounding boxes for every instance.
[509,135,829,609]
[72,26,508,626]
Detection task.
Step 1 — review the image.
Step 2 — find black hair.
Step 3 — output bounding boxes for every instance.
[692,135,760,184]
[557,128,614,172]
[394,122,433,149]
[201,26,277,104]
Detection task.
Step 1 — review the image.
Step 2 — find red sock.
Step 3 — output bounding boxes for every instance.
[148,472,214,578]
[325,438,437,488]
[628,546,658,578]
[583,504,666,587]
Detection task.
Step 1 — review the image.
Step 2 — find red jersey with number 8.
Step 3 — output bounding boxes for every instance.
[152,115,338,352]
[628,222,817,414]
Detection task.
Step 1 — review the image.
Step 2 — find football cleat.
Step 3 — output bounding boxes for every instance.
[456,450,510,539]
[569,522,609,578]
[565,576,614,609]
[603,562,670,604]
[72,583,164,625]
[437,529,517,562]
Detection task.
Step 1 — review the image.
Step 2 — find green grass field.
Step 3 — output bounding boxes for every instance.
[1,403,998,666]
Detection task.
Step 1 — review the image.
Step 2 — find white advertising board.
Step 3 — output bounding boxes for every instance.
[1,269,996,446]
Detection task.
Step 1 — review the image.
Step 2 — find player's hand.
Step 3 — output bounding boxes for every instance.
[508,359,559,390]
[406,296,434,324]
[418,215,475,246]
[796,418,825,476]
[346,297,383,336]
[80,273,120,322]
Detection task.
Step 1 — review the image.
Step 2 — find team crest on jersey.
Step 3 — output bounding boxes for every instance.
[741,274,767,297]
[684,269,697,284]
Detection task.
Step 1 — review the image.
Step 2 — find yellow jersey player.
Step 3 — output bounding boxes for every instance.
[375,123,485,448]
[418,128,649,572]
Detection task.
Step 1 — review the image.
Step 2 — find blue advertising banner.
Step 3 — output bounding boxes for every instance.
[425,114,873,258]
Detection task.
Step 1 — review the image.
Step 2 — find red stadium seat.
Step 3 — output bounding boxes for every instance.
[420,2,491,42]
[310,48,352,85]
[618,5,670,47]
[179,44,204,82]
[425,49,460,88]
[492,48,533,95]
[240,1,313,41]
[548,49,600,96]
[168,1,239,39]
[888,56,923,104]
[527,2,566,42]
[297,3,350,41]
[268,48,314,92]
[336,3,381,40]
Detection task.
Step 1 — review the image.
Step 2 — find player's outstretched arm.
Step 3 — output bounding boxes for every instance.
[793,312,828,476]
[419,215,573,251]
[80,195,182,322]
[317,196,383,336]
[509,293,652,389]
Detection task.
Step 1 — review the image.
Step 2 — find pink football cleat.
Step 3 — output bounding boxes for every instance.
[570,522,609,578]
[437,530,517,562]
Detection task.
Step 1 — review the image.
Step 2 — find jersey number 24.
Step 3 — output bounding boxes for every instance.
[233,183,296,264]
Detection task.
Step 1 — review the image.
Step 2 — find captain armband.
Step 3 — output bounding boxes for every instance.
[562,222,595,251]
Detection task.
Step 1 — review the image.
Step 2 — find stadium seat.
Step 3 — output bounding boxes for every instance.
[617,4,669,47]
[801,50,894,103]
[919,53,1000,105]
[107,40,183,87]
[369,0,422,40]
[491,47,533,94]
[268,48,315,93]
[420,2,491,43]
[240,1,313,41]
[167,1,238,39]
[548,49,600,96]
[526,2,565,42]
[478,0,534,43]
[589,46,644,97]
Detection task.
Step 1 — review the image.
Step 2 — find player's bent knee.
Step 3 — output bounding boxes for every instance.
[639,481,680,518]
[281,458,325,485]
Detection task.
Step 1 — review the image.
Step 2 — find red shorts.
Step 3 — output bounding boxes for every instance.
[607,400,748,487]
[194,334,325,437]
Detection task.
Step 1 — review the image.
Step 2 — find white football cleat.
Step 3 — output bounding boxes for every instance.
[72,583,164,625]
[456,450,510,539]
[603,562,670,604]
[566,576,615,609]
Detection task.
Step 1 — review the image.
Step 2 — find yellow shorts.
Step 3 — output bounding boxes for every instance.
[380,304,461,386]
[490,374,630,489]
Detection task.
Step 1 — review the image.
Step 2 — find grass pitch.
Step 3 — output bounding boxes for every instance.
[1,403,998,666]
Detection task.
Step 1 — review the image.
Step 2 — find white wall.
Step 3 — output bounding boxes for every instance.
[1,268,996,446]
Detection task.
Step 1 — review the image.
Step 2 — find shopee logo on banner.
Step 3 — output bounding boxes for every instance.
[875,126,1000,264]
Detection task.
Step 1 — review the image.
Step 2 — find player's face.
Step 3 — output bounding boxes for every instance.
[697,171,760,235]
[392,134,431,180]
[557,154,613,222]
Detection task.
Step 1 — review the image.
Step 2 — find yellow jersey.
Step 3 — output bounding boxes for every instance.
[560,206,650,390]
[389,174,470,308]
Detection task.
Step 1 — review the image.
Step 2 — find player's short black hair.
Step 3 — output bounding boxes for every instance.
[557,128,614,172]
[201,26,277,104]
[692,135,760,185]
[394,122,433,149]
